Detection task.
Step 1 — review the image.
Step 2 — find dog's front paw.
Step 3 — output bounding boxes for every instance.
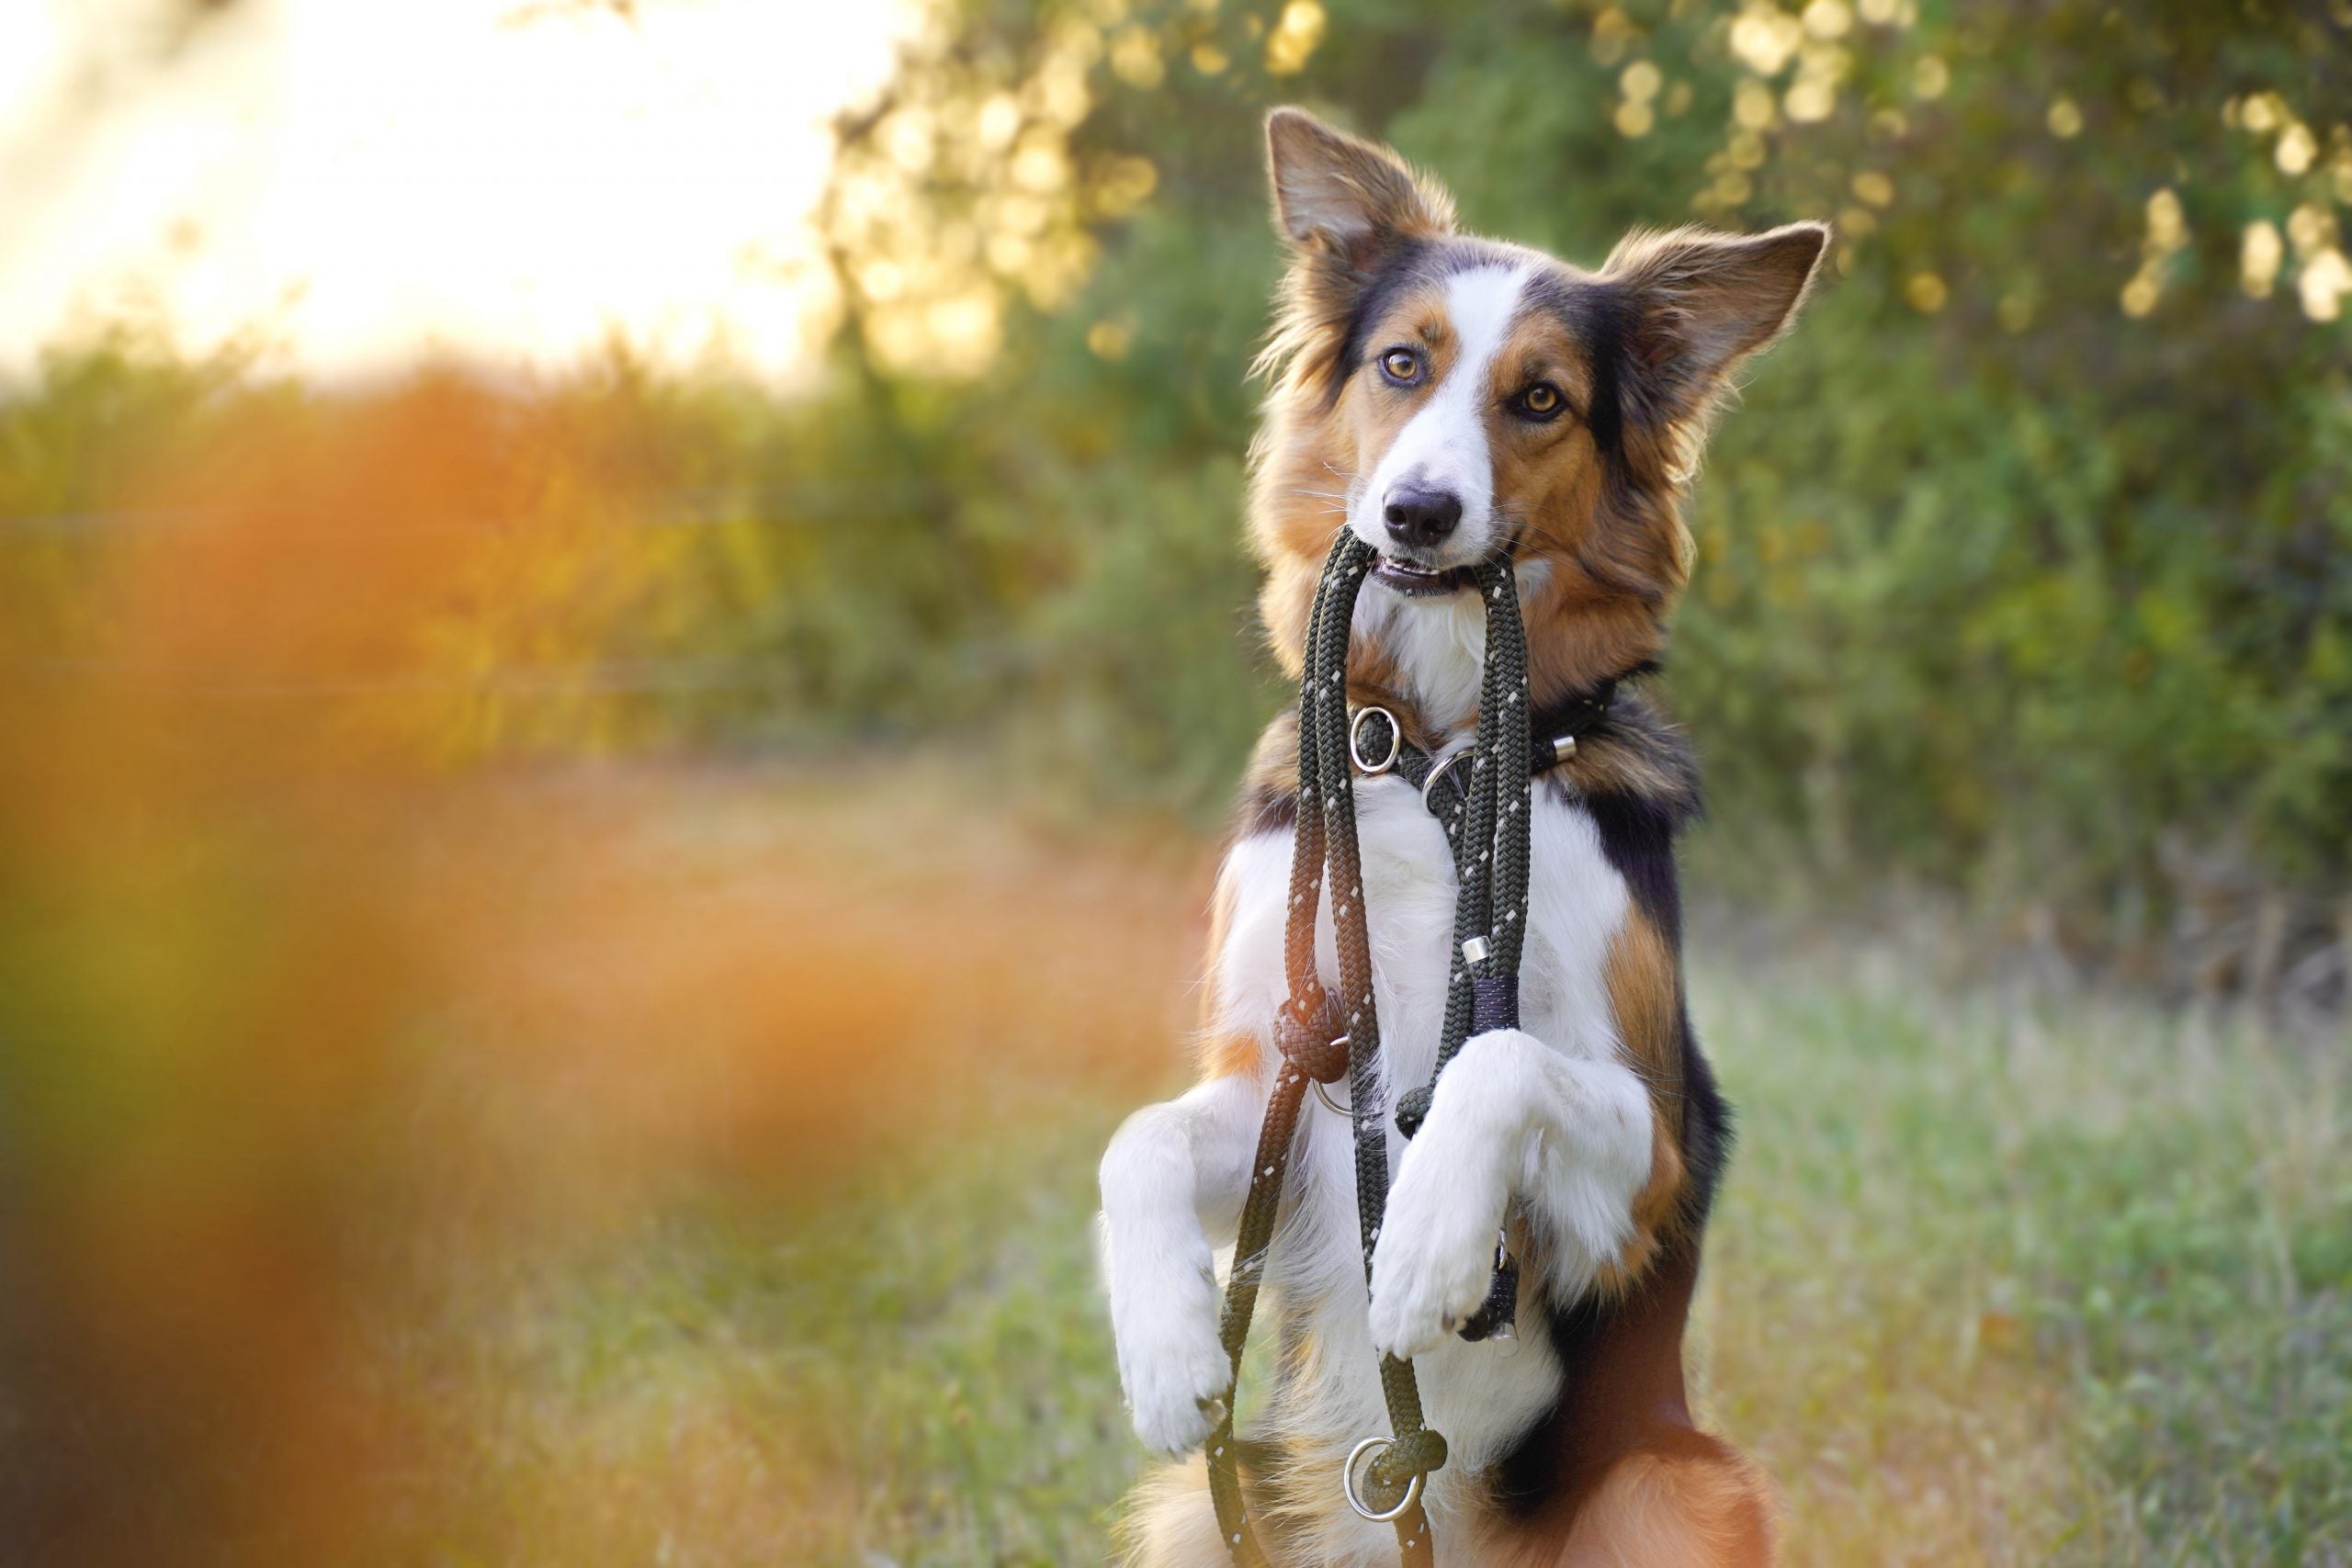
[1114,1278,1233,1455]
[1368,1131,1509,1359]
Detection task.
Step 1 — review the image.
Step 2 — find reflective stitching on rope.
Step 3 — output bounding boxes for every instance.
[1206,532,1440,1568]
[1202,537,1627,1562]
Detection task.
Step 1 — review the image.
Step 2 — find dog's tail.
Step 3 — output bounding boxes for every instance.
[1112,1454,1235,1568]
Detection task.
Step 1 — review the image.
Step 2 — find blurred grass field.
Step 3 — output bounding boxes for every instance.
[353,773,2349,1568]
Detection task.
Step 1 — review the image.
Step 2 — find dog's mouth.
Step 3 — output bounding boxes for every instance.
[1372,554,1478,597]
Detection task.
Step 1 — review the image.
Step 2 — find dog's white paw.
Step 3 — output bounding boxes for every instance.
[1114,1275,1232,1455]
[1368,1126,1509,1359]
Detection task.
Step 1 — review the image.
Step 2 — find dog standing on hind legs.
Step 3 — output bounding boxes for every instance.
[1098,107,1827,1567]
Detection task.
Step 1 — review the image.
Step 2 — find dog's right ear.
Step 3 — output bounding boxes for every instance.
[1265,107,1453,274]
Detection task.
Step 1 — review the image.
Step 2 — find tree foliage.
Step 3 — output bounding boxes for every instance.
[5,2,2347,992]
[805,0,2352,988]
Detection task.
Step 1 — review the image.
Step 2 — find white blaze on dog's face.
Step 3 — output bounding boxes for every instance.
[1351,263,1536,583]
[1252,107,1829,709]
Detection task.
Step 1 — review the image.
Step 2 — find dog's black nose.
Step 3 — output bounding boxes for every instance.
[1383,484,1463,550]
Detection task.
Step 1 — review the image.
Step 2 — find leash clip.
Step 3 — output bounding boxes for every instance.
[1311,1046,1357,1116]
[1455,1229,1520,1343]
[1419,745,1471,815]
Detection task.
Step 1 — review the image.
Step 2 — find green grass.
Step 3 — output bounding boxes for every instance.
[1697,964,2350,1565]
[391,951,2349,1566]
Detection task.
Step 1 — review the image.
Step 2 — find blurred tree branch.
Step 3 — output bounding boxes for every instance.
[500,0,642,23]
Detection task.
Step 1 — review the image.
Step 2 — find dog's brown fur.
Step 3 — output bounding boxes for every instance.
[1251,110,1824,717]
[1117,109,1825,1565]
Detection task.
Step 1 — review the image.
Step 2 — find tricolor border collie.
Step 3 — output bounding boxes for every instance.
[1100,108,1826,1566]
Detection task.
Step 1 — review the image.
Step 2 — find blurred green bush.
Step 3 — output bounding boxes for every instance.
[805,0,2352,992]
[4,0,2347,995]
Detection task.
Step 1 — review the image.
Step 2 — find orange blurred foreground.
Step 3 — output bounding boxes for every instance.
[0,380,1210,1564]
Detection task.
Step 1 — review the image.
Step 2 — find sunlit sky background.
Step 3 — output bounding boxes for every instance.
[0,0,917,381]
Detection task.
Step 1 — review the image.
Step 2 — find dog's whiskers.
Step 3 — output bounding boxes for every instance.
[1492,506,1579,555]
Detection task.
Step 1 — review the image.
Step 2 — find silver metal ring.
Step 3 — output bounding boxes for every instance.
[1312,1038,1352,1113]
[1341,1436,1426,1523]
[1419,747,1470,813]
[1349,705,1401,775]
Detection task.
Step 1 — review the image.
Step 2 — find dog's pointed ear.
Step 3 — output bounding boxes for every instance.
[1602,221,1830,434]
[1266,107,1453,271]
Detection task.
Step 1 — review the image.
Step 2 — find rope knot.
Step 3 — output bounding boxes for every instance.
[1275,987,1349,1084]
[1363,1427,1449,1509]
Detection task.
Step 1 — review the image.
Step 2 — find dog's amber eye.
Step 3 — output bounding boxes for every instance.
[1379,349,1420,385]
[1515,382,1565,420]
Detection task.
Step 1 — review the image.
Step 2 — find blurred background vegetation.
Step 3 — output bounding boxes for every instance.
[3,3,2349,1565]
[9,0,2349,998]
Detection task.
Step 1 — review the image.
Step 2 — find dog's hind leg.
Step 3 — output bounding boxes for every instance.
[1550,1431,1778,1568]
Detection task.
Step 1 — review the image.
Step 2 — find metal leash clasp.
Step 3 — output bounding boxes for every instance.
[1454,1229,1520,1343]
[1419,744,1471,815]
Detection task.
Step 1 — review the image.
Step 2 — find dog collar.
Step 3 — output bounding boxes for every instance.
[1345,677,1621,820]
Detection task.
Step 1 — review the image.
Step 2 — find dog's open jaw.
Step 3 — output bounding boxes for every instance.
[1369,558,1476,596]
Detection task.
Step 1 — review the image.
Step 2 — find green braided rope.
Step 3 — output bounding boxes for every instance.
[1206,531,1542,1567]
[1202,538,1351,1565]
[1476,567,1535,980]
[1397,560,1533,1136]
[1299,541,1445,1545]
[1207,532,1397,1563]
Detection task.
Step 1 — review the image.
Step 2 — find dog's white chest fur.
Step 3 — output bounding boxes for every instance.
[1210,773,1636,1481]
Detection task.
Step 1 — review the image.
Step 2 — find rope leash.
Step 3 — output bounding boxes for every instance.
[1204,530,1541,1567]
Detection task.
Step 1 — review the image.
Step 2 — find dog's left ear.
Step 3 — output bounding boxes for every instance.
[1265,107,1454,275]
[1603,221,1830,435]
